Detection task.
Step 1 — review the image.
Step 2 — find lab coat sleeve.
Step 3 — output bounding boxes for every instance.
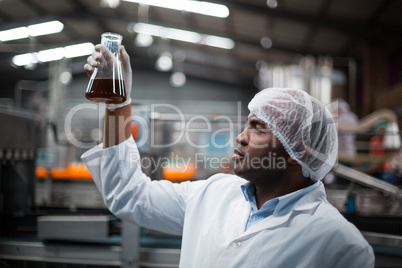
[331,243,375,268]
[324,220,375,268]
[81,136,206,236]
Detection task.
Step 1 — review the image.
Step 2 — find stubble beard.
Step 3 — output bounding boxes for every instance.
[234,152,287,184]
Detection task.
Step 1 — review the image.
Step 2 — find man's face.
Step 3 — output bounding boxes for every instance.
[233,113,289,183]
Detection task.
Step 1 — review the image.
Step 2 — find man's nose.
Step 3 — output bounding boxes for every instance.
[236,129,248,145]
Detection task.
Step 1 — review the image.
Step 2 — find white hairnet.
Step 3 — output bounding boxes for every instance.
[248,88,338,181]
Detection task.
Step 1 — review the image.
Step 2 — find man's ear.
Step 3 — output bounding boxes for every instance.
[287,156,298,165]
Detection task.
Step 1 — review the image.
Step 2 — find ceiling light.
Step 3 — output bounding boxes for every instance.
[134,23,201,43]
[12,42,94,67]
[12,53,38,67]
[60,71,73,85]
[260,36,272,49]
[267,0,278,9]
[64,43,94,58]
[101,0,120,8]
[0,20,64,42]
[204,35,234,49]
[132,23,235,49]
[37,47,64,62]
[123,0,229,18]
[170,72,186,87]
[164,27,201,43]
[0,27,29,42]
[27,21,64,37]
[135,33,153,47]
[155,52,173,71]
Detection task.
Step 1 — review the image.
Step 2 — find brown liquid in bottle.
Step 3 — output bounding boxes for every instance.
[86,78,126,104]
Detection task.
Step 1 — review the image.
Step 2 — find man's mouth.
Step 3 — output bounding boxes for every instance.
[232,148,245,162]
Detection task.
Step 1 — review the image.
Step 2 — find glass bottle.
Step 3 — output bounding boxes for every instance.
[85,32,126,104]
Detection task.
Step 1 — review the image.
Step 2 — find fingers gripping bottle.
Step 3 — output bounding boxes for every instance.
[85,32,126,104]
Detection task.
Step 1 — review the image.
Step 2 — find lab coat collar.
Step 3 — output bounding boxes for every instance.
[240,180,321,214]
[236,182,326,240]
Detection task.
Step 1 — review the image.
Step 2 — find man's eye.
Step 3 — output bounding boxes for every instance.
[255,127,265,133]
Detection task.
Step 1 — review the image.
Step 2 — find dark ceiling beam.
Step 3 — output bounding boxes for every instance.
[339,0,396,56]
[212,1,365,37]
[184,9,198,30]
[223,3,238,60]
[126,42,256,73]
[58,0,88,41]
[19,0,47,15]
[0,9,12,21]
[70,0,109,34]
[118,56,253,88]
[300,0,333,53]
[182,61,253,87]
[209,0,402,39]
[70,0,90,13]
[367,0,395,29]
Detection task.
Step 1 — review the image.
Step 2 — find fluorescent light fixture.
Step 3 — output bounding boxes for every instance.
[134,23,201,43]
[12,53,38,66]
[0,20,64,42]
[164,27,201,43]
[101,0,120,8]
[64,43,95,58]
[0,27,29,42]
[12,42,94,66]
[37,47,64,62]
[28,21,64,37]
[133,23,234,49]
[204,35,234,49]
[123,0,229,18]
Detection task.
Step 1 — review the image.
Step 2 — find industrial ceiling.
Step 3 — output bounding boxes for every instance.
[0,0,401,91]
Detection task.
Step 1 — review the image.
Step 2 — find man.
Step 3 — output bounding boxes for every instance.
[82,45,374,267]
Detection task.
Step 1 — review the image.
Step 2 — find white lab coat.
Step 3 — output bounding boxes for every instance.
[82,137,374,268]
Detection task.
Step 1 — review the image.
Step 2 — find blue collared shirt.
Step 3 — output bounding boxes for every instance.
[241,181,320,230]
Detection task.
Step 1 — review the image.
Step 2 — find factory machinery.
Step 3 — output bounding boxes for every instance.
[0,108,181,268]
[1,107,402,267]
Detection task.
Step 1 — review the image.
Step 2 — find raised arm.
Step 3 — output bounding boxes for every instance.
[82,44,207,235]
[84,44,133,148]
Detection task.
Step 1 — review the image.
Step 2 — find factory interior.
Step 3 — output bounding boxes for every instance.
[1,0,402,267]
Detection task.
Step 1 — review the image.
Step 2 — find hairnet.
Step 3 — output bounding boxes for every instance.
[248,87,338,181]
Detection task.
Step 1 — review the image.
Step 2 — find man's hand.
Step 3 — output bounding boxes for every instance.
[84,44,133,148]
[84,44,132,98]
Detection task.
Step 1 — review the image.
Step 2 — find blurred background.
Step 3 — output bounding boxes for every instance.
[0,0,402,267]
